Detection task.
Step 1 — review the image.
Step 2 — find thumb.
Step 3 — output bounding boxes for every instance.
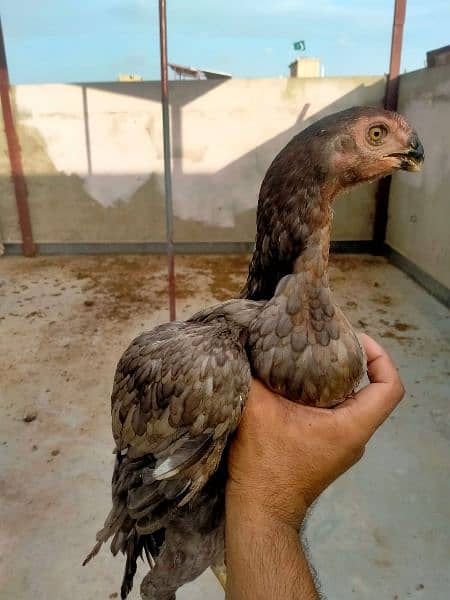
[335,334,404,444]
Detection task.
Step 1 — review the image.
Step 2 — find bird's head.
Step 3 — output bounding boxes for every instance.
[245,106,424,300]
[301,106,424,192]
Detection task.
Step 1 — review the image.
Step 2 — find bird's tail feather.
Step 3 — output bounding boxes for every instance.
[120,528,143,599]
[82,499,128,565]
[82,454,166,599]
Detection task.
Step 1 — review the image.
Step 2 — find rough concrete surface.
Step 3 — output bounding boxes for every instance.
[0,254,449,600]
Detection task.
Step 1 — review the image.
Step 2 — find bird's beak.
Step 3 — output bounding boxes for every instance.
[389,131,425,172]
[404,132,425,171]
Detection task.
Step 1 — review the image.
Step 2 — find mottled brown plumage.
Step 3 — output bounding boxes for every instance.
[84,106,424,599]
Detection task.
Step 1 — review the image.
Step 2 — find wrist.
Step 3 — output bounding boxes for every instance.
[226,481,307,531]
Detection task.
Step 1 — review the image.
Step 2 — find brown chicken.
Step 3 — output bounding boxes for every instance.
[84,106,424,599]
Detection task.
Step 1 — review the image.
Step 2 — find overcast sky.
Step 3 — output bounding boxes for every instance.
[1,0,449,84]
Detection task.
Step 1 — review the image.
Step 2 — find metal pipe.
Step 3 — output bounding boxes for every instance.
[384,0,407,110]
[158,0,176,321]
[373,0,407,252]
[0,17,36,257]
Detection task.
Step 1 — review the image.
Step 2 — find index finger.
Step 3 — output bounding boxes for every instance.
[336,334,404,442]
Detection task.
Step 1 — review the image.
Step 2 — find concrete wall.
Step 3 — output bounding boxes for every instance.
[0,76,385,247]
[387,64,450,289]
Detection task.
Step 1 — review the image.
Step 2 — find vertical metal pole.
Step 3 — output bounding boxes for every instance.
[384,0,407,111]
[159,0,176,321]
[373,0,407,253]
[0,17,36,257]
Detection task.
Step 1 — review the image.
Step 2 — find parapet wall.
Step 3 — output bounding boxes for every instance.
[0,76,385,247]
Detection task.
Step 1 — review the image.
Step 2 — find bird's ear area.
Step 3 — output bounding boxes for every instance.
[333,134,358,154]
[328,134,360,176]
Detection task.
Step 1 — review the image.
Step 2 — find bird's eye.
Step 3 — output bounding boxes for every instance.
[367,125,387,145]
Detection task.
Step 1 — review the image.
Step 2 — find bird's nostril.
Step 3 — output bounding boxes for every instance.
[409,133,419,149]
[407,132,424,161]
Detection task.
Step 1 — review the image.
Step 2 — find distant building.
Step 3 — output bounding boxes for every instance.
[168,63,231,80]
[289,57,322,78]
[118,74,143,82]
[426,45,450,68]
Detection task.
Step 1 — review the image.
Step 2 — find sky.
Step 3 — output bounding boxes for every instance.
[1,0,449,84]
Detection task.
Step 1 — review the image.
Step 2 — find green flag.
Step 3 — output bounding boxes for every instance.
[293,40,306,51]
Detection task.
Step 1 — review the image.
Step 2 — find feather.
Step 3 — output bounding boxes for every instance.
[153,433,213,480]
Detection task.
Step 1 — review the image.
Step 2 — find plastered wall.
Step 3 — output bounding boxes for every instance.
[0,76,385,246]
[387,65,450,289]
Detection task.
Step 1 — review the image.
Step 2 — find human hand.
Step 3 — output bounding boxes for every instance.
[227,334,405,529]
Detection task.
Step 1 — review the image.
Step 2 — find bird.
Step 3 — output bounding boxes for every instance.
[83,106,424,599]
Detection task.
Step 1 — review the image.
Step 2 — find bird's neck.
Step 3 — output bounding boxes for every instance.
[243,178,335,300]
[293,223,331,283]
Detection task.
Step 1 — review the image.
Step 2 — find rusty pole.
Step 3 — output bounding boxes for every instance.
[0,17,36,257]
[373,0,407,253]
[384,0,407,111]
[158,0,176,321]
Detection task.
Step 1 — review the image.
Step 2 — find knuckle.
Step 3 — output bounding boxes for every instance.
[345,438,365,463]
[352,444,366,463]
[392,378,405,401]
[335,412,367,457]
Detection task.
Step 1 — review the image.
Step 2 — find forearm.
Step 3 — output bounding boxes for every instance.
[225,495,319,600]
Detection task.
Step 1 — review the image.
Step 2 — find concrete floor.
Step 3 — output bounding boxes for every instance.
[0,254,449,600]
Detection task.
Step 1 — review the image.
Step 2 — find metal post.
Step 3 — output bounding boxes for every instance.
[373,0,407,253]
[159,0,176,321]
[0,17,36,257]
[384,0,407,111]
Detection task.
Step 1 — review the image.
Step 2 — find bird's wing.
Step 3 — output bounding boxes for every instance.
[109,319,250,535]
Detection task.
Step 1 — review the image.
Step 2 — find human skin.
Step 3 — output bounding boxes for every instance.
[225,334,405,600]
